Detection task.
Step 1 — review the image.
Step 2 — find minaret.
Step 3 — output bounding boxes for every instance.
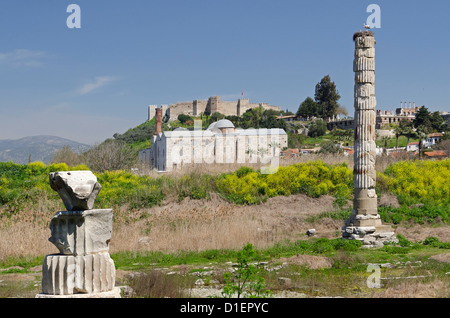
[342,30,396,247]
[154,107,162,135]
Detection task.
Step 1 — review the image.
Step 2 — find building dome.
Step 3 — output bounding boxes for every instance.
[207,122,217,130]
[213,119,235,129]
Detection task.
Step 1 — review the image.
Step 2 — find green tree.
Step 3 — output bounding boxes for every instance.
[241,107,263,129]
[239,107,286,130]
[287,133,306,149]
[296,97,320,119]
[430,111,444,132]
[261,109,287,130]
[319,141,343,154]
[314,75,341,120]
[331,128,353,145]
[210,112,226,122]
[280,109,294,116]
[393,125,403,149]
[225,115,241,128]
[308,119,327,137]
[398,119,414,145]
[416,125,429,159]
[413,106,432,132]
[178,114,193,124]
[381,136,390,156]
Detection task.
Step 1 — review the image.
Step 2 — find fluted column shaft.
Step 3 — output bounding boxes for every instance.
[353,32,378,219]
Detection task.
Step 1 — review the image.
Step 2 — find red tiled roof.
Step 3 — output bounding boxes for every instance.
[282,148,299,154]
[424,151,447,157]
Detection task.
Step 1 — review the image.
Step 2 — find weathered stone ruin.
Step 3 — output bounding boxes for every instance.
[36,170,120,298]
[342,31,397,247]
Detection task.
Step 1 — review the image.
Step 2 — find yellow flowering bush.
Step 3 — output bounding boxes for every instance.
[216,161,353,205]
[96,170,165,209]
[2,158,448,216]
[378,159,450,206]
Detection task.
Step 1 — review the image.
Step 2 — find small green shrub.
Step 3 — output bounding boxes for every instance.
[235,166,254,178]
[422,237,450,249]
[221,243,272,298]
[378,204,449,225]
[381,245,410,254]
[331,238,362,252]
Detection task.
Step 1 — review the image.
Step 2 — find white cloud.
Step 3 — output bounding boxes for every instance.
[0,49,49,67]
[78,76,117,95]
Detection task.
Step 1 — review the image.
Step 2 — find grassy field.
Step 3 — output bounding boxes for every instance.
[0,157,449,298]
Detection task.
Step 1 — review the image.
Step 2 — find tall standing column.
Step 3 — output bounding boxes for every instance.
[342,31,397,247]
[353,31,378,222]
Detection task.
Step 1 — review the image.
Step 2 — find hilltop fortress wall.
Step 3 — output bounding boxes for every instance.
[148,96,282,122]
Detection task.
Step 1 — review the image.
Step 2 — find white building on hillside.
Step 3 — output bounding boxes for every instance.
[139,119,288,172]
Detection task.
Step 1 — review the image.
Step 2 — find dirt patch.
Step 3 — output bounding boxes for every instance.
[253,194,336,216]
[275,254,334,269]
[0,272,38,282]
[370,280,449,298]
[378,193,401,208]
[395,225,450,243]
[429,253,450,263]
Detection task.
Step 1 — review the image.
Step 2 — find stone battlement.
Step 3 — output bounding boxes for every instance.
[148,96,282,122]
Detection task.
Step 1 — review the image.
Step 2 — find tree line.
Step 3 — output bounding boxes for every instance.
[178,106,289,131]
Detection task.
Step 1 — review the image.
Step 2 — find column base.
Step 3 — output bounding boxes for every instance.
[342,224,398,247]
[36,287,122,298]
[342,210,398,247]
[41,252,116,296]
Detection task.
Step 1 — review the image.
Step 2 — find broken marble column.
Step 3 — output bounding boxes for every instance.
[342,31,397,247]
[49,171,101,211]
[37,170,119,298]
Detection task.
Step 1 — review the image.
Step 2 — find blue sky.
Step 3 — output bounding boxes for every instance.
[0,0,449,144]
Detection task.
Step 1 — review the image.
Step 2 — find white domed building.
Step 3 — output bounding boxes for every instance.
[139,119,287,172]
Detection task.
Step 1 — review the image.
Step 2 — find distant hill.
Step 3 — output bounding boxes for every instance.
[0,135,90,164]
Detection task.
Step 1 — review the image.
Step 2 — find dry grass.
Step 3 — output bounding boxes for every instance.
[370,279,449,298]
[0,190,338,262]
[124,269,195,298]
[0,197,61,261]
[109,192,338,254]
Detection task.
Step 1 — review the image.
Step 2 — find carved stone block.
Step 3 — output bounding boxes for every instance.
[48,209,113,256]
[41,253,116,295]
[49,171,101,211]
